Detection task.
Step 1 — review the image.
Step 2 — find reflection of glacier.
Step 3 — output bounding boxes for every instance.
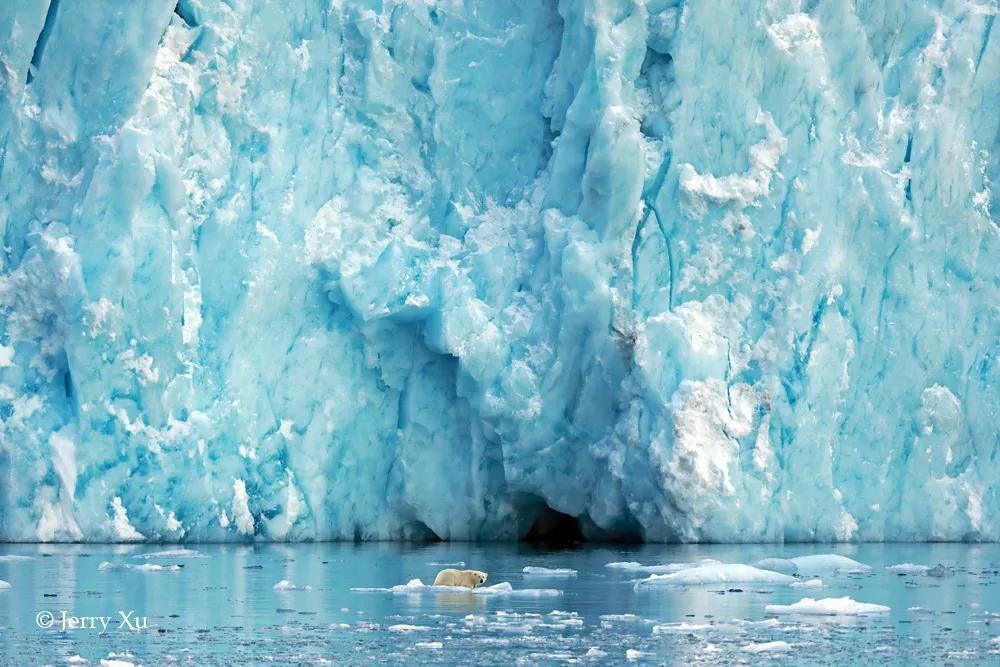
[0,1,997,543]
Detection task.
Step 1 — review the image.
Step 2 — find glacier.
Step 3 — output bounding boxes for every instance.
[0,0,997,543]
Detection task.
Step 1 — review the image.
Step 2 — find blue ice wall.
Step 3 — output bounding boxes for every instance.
[0,0,997,542]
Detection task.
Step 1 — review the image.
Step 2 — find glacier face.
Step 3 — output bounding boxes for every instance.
[0,0,998,543]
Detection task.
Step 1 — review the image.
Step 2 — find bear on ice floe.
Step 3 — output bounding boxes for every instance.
[433,569,488,588]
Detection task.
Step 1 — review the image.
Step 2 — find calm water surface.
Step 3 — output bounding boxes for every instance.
[0,543,997,665]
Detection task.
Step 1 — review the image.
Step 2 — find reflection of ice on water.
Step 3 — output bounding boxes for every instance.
[1,543,995,665]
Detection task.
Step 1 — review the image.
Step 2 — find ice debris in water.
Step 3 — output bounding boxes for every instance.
[653,622,712,634]
[0,580,10,590]
[523,566,578,576]
[0,555,35,562]
[743,641,792,653]
[98,562,181,572]
[626,649,656,661]
[765,597,890,615]
[926,564,955,577]
[273,580,311,591]
[790,579,824,589]
[887,563,930,575]
[132,549,206,559]
[388,624,431,632]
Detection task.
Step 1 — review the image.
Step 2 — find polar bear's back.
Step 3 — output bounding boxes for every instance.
[433,568,485,588]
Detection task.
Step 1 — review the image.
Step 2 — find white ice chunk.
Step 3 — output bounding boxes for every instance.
[789,555,871,574]
[98,562,181,572]
[886,563,930,575]
[765,597,890,616]
[523,566,577,576]
[743,641,792,653]
[273,579,311,591]
[635,563,796,589]
[132,549,206,559]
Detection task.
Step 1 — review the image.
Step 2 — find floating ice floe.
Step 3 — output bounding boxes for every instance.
[64,656,88,664]
[789,555,872,574]
[547,610,584,626]
[765,597,890,615]
[0,555,34,562]
[273,580,311,591]
[415,642,443,649]
[634,563,796,589]
[523,566,577,576]
[0,579,10,590]
[926,563,954,577]
[599,614,651,624]
[743,641,791,653]
[754,558,798,575]
[652,622,711,634]
[388,624,431,632]
[626,649,655,661]
[98,562,181,572]
[132,549,207,559]
[790,579,824,589]
[887,563,930,575]
[351,579,561,597]
[100,657,138,667]
[606,559,719,575]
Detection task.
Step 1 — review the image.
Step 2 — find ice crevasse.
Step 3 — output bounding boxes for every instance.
[0,0,997,542]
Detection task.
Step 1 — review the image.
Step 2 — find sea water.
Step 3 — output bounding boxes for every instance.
[0,543,997,665]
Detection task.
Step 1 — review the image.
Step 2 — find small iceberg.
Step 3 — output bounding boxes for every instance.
[790,578,824,589]
[523,566,577,576]
[789,554,871,574]
[755,558,798,575]
[635,563,796,589]
[273,579,311,591]
[0,579,10,590]
[626,649,655,661]
[887,563,929,575]
[388,624,431,632]
[98,562,181,572]
[606,559,719,575]
[132,549,207,559]
[352,578,560,597]
[926,563,954,578]
[100,657,138,667]
[743,641,791,653]
[652,622,712,634]
[765,597,890,616]
[0,555,34,562]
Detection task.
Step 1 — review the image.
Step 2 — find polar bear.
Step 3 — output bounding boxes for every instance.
[433,569,488,588]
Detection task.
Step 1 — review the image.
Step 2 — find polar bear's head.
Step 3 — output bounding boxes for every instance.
[470,570,488,585]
